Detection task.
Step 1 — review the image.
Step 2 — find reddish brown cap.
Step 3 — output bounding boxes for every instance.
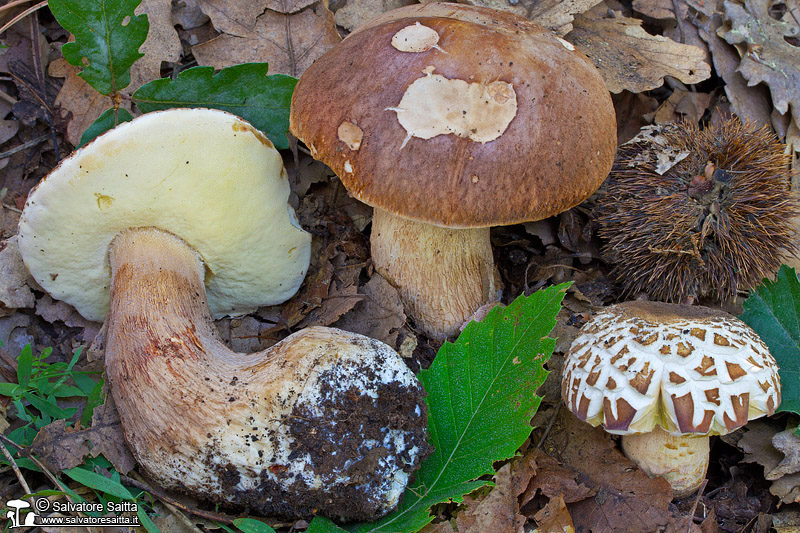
[290,3,616,228]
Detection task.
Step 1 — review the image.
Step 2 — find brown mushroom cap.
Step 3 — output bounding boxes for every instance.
[561,301,781,436]
[290,3,616,228]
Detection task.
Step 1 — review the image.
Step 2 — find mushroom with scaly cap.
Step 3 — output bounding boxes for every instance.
[17,108,430,521]
[561,301,781,498]
[290,2,617,340]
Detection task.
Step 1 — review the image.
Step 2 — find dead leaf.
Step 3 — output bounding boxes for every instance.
[0,237,35,314]
[540,409,680,532]
[130,0,182,92]
[333,273,407,347]
[520,448,595,505]
[766,429,800,480]
[266,0,318,13]
[696,13,773,128]
[720,0,800,125]
[30,396,135,474]
[35,293,102,341]
[435,0,603,35]
[194,0,341,77]
[651,88,712,124]
[0,119,19,146]
[172,0,210,29]
[533,494,575,532]
[334,0,416,32]
[733,419,800,504]
[456,455,535,533]
[567,13,712,93]
[612,91,659,144]
[49,58,116,147]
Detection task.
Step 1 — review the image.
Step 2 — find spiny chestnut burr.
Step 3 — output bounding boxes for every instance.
[596,117,799,303]
[17,109,430,522]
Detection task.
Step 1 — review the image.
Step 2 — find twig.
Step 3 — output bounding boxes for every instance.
[118,475,238,525]
[535,403,561,451]
[0,0,40,15]
[0,434,34,495]
[0,1,48,38]
[0,90,19,105]
[686,478,708,532]
[29,9,59,160]
[0,134,48,160]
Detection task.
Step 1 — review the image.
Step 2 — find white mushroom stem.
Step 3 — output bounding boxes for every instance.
[621,426,710,498]
[104,227,428,521]
[370,208,498,340]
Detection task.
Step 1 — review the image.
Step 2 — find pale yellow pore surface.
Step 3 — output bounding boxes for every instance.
[370,208,498,340]
[622,426,709,498]
[389,69,517,147]
[17,109,311,322]
[391,22,440,52]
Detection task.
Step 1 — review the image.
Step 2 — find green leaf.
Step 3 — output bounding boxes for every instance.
[63,467,134,500]
[25,394,77,420]
[307,517,348,533]
[0,382,21,398]
[132,64,297,150]
[48,0,148,95]
[233,518,277,533]
[137,506,160,533]
[740,265,800,415]
[347,284,567,533]
[80,108,134,146]
[81,380,106,427]
[16,344,32,389]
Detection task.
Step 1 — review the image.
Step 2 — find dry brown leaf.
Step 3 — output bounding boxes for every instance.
[455,455,535,533]
[520,448,594,505]
[130,0,182,92]
[567,14,711,93]
[0,237,34,313]
[633,0,676,20]
[541,410,680,532]
[612,91,659,144]
[721,0,800,125]
[267,0,322,14]
[733,419,800,504]
[334,0,416,32]
[194,1,341,77]
[30,397,135,474]
[333,273,407,348]
[433,0,604,35]
[696,14,772,128]
[533,494,575,532]
[49,59,117,147]
[172,0,210,29]
[652,88,712,124]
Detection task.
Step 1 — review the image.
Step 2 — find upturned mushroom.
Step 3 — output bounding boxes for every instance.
[561,301,781,497]
[17,109,430,521]
[290,3,616,340]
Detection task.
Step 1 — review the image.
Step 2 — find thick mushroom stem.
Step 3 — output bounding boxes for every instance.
[370,208,498,340]
[105,228,429,521]
[621,426,710,498]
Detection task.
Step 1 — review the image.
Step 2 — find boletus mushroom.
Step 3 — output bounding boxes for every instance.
[561,301,781,498]
[17,109,430,521]
[290,2,617,340]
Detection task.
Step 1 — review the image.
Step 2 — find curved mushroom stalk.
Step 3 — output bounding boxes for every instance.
[106,228,430,522]
[621,427,709,498]
[370,208,498,340]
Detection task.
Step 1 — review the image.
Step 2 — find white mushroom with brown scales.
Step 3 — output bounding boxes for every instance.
[290,3,617,340]
[561,301,781,498]
[17,108,430,522]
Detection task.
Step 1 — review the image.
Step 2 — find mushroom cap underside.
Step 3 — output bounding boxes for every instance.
[561,301,781,436]
[18,108,311,322]
[290,3,616,228]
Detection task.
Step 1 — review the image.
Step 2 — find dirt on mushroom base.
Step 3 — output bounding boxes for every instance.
[190,367,431,522]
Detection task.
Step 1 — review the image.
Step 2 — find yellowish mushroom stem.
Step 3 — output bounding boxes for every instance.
[621,425,710,498]
[370,207,498,341]
[104,227,428,520]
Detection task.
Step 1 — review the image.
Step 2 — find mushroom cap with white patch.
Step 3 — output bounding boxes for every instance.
[561,301,781,436]
[18,108,311,322]
[290,3,616,228]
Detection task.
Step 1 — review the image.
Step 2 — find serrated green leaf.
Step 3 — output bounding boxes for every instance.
[344,284,567,533]
[132,64,297,150]
[49,0,148,95]
[740,265,800,415]
[63,467,134,499]
[80,108,134,146]
[233,518,277,533]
